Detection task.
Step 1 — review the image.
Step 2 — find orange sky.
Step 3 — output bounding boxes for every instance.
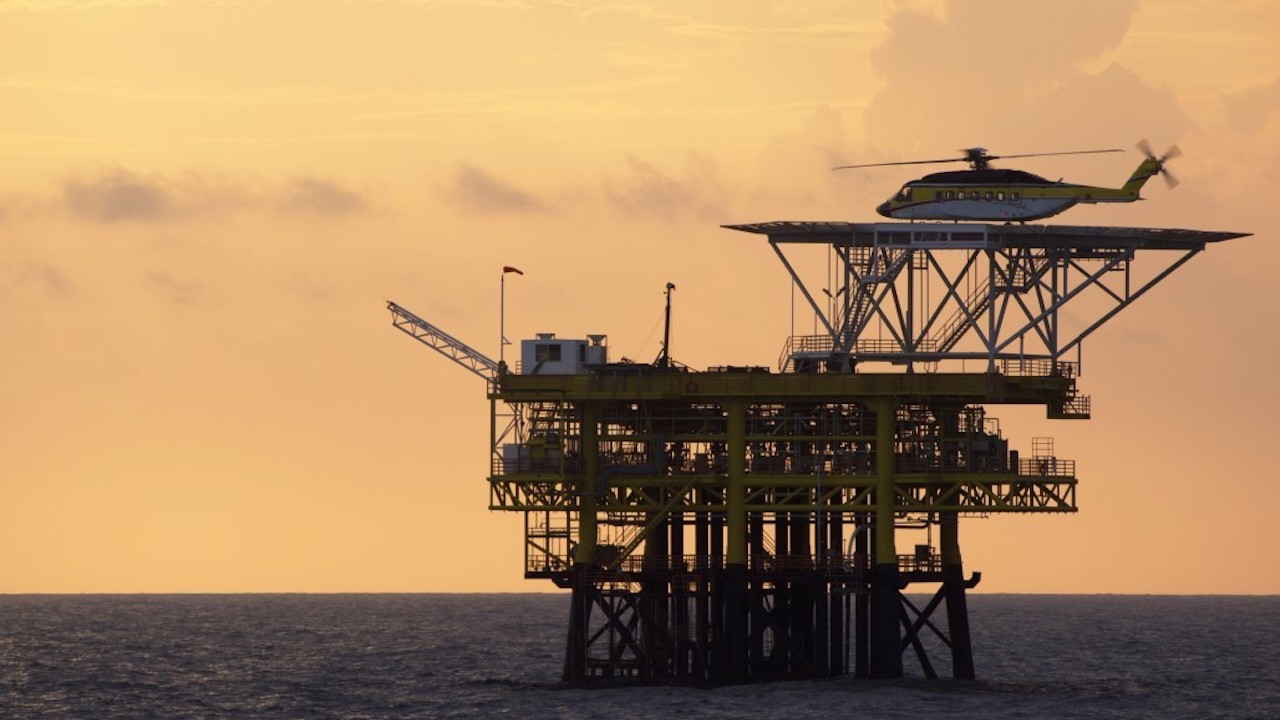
[2,0,1278,594]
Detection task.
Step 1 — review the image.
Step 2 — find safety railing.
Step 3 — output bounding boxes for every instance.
[997,358,1078,378]
[896,553,943,574]
[531,552,953,577]
[1016,457,1076,477]
[778,334,834,370]
[780,335,949,371]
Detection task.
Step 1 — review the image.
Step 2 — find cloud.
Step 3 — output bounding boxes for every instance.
[1222,75,1280,138]
[279,176,368,216]
[58,166,255,223]
[861,0,1172,153]
[1025,63,1188,147]
[144,271,202,306]
[62,167,176,223]
[669,21,880,39]
[56,166,377,222]
[750,105,857,209]
[601,152,729,221]
[449,164,547,213]
[872,0,1136,82]
[5,261,71,300]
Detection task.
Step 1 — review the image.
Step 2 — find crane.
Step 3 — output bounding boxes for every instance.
[386,300,499,382]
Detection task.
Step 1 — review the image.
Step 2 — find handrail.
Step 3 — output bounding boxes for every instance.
[526,551,954,576]
[997,358,1077,378]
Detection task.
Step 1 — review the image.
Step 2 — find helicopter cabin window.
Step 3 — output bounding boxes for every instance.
[1010,191,1021,201]
[944,190,955,200]
[984,191,994,201]
[969,191,979,200]
[997,191,1006,201]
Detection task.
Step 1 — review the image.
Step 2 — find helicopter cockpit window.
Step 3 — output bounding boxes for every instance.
[895,187,912,201]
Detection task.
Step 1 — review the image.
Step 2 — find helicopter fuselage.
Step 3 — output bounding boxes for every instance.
[876,162,1159,222]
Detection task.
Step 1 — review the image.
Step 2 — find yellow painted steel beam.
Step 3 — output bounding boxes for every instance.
[493,501,1073,513]
[574,404,600,565]
[726,399,748,565]
[604,478,699,570]
[874,398,897,565]
[491,471,1077,489]
[489,475,1076,512]
[493,370,1076,406]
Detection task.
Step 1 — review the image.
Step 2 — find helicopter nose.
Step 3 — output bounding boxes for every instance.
[875,201,892,217]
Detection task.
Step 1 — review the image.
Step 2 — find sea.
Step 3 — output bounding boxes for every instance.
[1,594,1277,719]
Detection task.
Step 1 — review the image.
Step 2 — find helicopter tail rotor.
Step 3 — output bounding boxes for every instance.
[1137,139,1181,189]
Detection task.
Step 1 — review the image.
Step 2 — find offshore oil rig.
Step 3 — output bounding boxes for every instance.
[389,221,1246,683]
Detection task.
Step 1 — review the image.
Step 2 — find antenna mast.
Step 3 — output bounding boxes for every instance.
[657,282,676,368]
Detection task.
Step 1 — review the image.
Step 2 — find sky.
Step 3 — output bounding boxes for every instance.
[2,0,1278,594]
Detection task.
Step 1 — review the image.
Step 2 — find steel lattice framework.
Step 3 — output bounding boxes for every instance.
[392,220,1248,685]
[730,222,1245,375]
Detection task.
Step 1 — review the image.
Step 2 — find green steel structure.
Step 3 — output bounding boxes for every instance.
[392,221,1246,683]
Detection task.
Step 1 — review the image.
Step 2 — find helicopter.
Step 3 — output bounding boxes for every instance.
[836,140,1181,222]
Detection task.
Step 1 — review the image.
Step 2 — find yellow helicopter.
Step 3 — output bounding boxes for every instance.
[837,141,1180,222]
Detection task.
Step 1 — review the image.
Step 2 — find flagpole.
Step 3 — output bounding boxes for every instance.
[500,266,523,370]
[500,270,506,366]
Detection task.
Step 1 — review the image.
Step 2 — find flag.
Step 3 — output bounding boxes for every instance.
[503,266,524,275]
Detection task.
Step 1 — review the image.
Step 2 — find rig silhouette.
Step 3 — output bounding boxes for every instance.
[390,220,1246,683]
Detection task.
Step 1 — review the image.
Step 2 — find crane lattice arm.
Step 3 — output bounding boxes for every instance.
[387,300,499,381]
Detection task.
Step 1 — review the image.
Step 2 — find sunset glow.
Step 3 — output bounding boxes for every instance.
[3,0,1278,594]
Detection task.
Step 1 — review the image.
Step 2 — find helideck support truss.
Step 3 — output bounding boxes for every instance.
[728,223,1247,375]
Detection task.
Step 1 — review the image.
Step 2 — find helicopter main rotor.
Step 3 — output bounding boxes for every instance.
[834,146,1124,172]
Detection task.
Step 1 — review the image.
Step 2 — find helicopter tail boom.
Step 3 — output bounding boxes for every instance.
[1119,157,1164,196]
[1122,141,1182,195]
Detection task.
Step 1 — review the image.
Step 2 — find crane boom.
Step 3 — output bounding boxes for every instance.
[387,300,499,381]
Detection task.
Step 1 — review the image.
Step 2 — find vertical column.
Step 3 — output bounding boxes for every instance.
[870,397,903,678]
[791,504,813,673]
[709,487,725,679]
[906,248,915,371]
[575,403,600,566]
[854,513,869,678]
[671,501,687,678]
[811,494,829,676]
[694,487,710,680]
[724,398,748,681]
[941,512,975,680]
[828,503,844,676]
[564,402,600,682]
[726,399,748,566]
[987,248,999,373]
[747,512,765,672]
[641,498,670,678]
